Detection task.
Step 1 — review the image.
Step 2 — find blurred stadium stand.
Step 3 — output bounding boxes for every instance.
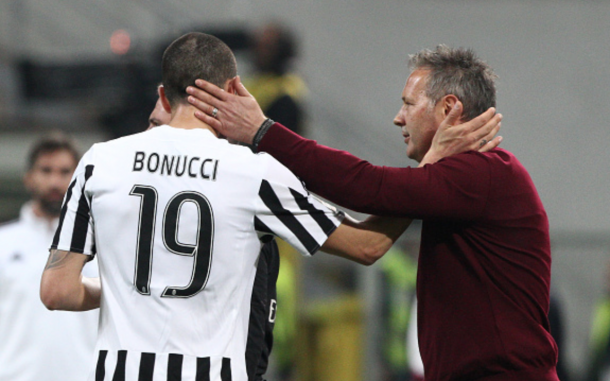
[0,25,251,222]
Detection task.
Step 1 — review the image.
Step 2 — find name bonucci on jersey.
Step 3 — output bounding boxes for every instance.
[50,126,343,381]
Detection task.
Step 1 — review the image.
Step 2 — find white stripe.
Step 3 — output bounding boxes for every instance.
[210,356,223,381]
[255,181,341,256]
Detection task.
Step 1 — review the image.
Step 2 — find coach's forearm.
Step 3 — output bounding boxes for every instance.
[257,123,394,215]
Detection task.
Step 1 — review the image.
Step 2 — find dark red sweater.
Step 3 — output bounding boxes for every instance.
[258,123,559,381]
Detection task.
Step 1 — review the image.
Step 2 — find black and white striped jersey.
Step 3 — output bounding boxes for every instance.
[245,240,279,381]
[51,126,343,381]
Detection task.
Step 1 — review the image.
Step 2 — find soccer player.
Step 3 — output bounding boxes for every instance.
[185,46,557,380]
[147,85,279,381]
[40,32,410,381]
[147,93,167,130]
[0,133,98,381]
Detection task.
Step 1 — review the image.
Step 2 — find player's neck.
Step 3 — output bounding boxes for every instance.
[168,104,218,137]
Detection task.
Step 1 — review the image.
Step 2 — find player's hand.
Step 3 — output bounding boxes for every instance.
[420,101,503,166]
[186,76,267,145]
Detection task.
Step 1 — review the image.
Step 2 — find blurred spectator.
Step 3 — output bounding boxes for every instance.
[244,22,307,135]
[0,132,98,381]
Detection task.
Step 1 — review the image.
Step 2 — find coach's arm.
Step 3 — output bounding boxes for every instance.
[40,249,101,311]
[321,216,411,266]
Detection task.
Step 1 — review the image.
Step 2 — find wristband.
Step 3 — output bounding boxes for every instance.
[252,118,274,152]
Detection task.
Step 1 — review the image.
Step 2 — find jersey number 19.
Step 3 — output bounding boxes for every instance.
[130,185,214,298]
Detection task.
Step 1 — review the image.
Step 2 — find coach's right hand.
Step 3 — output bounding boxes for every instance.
[187,76,266,145]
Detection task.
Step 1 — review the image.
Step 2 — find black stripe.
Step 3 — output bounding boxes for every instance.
[289,188,337,234]
[51,178,78,248]
[167,354,183,381]
[258,180,319,254]
[95,350,108,381]
[70,165,95,252]
[195,357,210,381]
[138,353,156,381]
[112,350,127,381]
[220,358,232,381]
[254,216,273,235]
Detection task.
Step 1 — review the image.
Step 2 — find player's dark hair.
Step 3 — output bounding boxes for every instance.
[409,45,497,121]
[162,32,237,107]
[27,131,80,170]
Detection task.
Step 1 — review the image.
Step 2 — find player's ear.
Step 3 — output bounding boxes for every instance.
[225,77,238,94]
[158,86,172,113]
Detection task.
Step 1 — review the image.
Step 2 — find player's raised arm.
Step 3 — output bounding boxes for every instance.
[321,215,412,265]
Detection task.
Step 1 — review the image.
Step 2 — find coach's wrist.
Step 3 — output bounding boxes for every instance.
[252,118,275,152]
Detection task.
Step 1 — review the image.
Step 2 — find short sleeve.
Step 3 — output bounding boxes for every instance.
[50,147,97,256]
[254,155,344,256]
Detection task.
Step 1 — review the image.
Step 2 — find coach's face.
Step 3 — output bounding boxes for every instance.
[393,69,444,163]
[25,150,77,217]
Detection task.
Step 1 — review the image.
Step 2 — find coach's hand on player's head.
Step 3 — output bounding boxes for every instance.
[187,76,267,145]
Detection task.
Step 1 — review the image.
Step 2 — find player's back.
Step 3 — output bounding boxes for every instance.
[75,126,282,380]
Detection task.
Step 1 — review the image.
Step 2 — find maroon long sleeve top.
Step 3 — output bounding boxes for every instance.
[258,123,559,381]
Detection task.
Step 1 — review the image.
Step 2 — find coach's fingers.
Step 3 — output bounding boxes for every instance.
[194,79,229,101]
[187,86,222,110]
[482,118,501,142]
[193,109,222,130]
[464,107,497,137]
[478,111,501,136]
[477,118,502,153]
[473,112,502,146]
[187,94,216,117]
[234,76,252,98]
[189,96,222,130]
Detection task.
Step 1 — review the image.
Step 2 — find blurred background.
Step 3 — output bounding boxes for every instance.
[0,1,608,380]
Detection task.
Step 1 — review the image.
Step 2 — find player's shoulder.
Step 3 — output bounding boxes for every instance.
[252,151,306,191]
[252,151,293,174]
[253,150,292,168]
[84,127,174,160]
[94,129,151,149]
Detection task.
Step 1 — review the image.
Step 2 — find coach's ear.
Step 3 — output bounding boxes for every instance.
[158,86,172,114]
